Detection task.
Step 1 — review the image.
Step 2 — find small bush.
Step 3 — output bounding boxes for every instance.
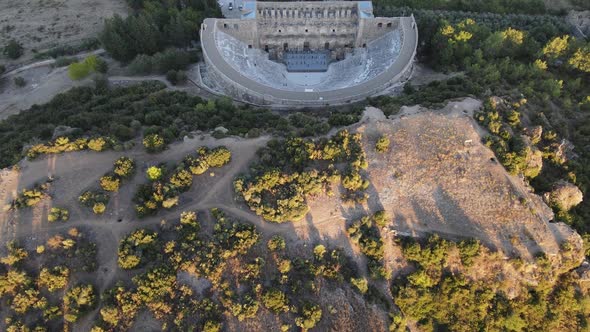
[146,166,162,181]
[100,175,121,192]
[143,134,165,152]
[68,55,99,80]
[53,57,77,68]
[93,203,106,214]
[262,288,289,313]
[4,39,23,59]
[375,135,390,153]
[113,157,135,178]
[48,207,69,222]
[267,235,286,251]
[13,76,26,87]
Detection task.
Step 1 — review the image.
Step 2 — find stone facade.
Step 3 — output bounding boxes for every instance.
[199,1,418,107]
[215,1,397,59]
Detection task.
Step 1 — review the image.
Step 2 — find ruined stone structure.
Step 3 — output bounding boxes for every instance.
[199,1,417,106]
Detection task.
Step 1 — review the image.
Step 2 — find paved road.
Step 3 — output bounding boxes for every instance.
[200,16,418,104]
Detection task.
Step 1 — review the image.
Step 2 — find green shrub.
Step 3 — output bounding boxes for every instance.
[13,76,26,87]
[4,39,23,59]
[68,55,99,80]
[113,157,135,178]
[48,207,69,222]
[351,277,369,294]
[262,288,289,313]
[93,203,106,215]
[63,284,96,322]
[100,175,121,192]
[267,235,286,251]
[295,302,322,330]
[143,134,165,152]
[375,135,391,153]
[53,57,77,68]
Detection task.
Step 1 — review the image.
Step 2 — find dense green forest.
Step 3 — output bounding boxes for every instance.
[101,0,221,62]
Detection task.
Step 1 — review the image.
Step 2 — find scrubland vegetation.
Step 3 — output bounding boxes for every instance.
[234,130,370,222]
[134,146,231,216]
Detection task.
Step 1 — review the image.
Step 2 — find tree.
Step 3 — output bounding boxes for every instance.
[64,284,96,323]
[569,48,590,73]
[100,175,121,192]
[314,244,326,260]
[88,137,107,151]
[295,303,322,330]
[143,134,165,152]
[38,266,70,292]
[262,288,289,313]
[542,35,569,60]
[48,207,70,222]
[267,235,286,251]
[0,242,28,266]
[4,39,23,59]
[114,157,135,178]
[146,166,162,181]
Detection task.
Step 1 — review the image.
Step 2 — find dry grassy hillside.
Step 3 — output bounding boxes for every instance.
[0,0,128,65]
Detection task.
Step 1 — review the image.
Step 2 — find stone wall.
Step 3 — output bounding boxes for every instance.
[356,17,398,47]
[215,19,259,47]
[212,1,397,59]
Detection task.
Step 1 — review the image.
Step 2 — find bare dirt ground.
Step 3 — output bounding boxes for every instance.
[0,0,128,66]
[0,65,94,120]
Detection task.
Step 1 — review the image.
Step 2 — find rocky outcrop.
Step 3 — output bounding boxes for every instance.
[522,125,542,145]
[544,181,584,212]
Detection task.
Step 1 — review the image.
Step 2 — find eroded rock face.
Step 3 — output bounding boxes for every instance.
[544,181,584,212]
[550,139,577,165]
[521,135,543,179]
[523,126,543,145]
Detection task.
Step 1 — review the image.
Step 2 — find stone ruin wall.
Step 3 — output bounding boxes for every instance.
[214,1,399,60]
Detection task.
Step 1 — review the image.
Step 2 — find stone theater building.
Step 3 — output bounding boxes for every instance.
[200,1,417,106]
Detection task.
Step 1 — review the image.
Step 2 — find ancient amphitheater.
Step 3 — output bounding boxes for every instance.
[199,1,418,106]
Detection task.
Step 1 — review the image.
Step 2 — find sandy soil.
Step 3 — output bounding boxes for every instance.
[0,0,128,66]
